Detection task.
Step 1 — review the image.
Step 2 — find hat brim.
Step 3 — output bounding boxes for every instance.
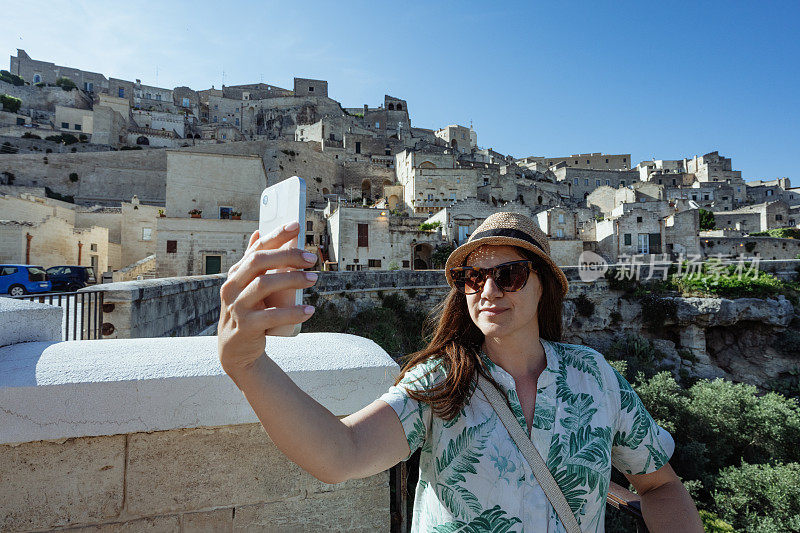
[444,236,569,298]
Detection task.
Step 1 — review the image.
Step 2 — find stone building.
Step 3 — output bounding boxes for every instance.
[0,192,109,273]
[434,125,475,153]
[395,149,479,214]
[685,151,746,204]
[593,203,667,262]
[712,201,791,233]
[517,153,631,171]
[746,178,800,207]
[423,198,532,245]
[325,206,444,270]
[553,167,639,201]
[10,49,107,92]
[155,151,267,277]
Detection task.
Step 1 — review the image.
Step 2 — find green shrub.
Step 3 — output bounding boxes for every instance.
[699,209,716,230]
[0,70,25,86]
[431,243,455,269]
[698,510,735,532]
[381,293,407,314]
[0,94,21,113]
[750,228,800,239]
[69,172,79,182]
[0,141,18,154]
[21,132,40,139]
[55,76,77,91]
[44,186,74,203]
[714,462,800,533]
[638,293,677,328]
[1,171,15,185]
[418,221,441,231]
[606,334,668,381]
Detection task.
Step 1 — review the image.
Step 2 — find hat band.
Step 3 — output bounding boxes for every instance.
[469,227,545,253]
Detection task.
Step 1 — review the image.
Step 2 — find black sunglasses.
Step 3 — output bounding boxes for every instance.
[450,260,536,295]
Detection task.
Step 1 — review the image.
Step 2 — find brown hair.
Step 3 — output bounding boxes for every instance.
[394,248,564,420]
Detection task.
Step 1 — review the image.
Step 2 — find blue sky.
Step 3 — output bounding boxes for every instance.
[4,1,798,181]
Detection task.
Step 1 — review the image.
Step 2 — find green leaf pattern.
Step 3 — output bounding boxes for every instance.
[379,340,674,532]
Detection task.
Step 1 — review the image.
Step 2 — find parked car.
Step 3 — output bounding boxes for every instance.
[0,264,51,296]
[45,265,97,292]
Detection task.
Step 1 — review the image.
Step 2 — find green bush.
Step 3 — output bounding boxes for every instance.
[606,334,669,381]
[635,373,800,504]
[699,510,735,532]
[418,221,441,231]
[1,171,15,185]
[750,228,800,239]
[638,293,677,328]
[69,172,79,182]
[0,94,22,113]
[55,77,77,91]
[699,209,716,230]
[0,141,18,154]
[431,243,455,269]
[0,70,25,86]
[714,462,800,533]
[21,132,40,139]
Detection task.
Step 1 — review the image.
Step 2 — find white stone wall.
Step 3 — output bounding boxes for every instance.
[165,151,267,220]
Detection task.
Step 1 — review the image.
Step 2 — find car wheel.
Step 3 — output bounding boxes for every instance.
[9,285,26,297]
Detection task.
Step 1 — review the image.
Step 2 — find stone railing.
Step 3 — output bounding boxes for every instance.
[111,254,157,282]
[0,298,397,532]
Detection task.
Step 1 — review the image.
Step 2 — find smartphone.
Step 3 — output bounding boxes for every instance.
[259,176,307,336]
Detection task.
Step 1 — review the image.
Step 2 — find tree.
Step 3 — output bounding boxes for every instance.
[0,94,22,113]
[431,243,455,269]
[55,77,77,91]
[699,209,715,230]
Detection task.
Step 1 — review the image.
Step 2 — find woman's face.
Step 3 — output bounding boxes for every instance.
[464,244,542,341]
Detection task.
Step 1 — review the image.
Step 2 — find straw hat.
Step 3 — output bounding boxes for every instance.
[444,212,569,297]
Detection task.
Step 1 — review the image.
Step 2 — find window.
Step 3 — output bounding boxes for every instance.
[182,97,190,107]
[428,194,433,200]
[166,240,177,253]
[61,122,69,129]
[595,179,601,186]
[33,74,41,83]
[637,216,643,223]
[623,158,627,162]
[219,206,233,219]
[0,266,18,276]
[235,118,239,126]
[368,259,381,268]
[90,243,98,252]
[573,178,579,185]
[587,160,590,164]
[355,142,361,154]
[84,82,93,92]
[213,116,218,123]
[605,180,610,186]
[456,178,461,183]
[556,228,564,238]
[214,105,218,110]
[704,194,709,201]
[767,190,774,196]
[621,181,626,186]
[305,234,314,245]
[776,214,783,221]
[156,94,162,101]
[145,92,151,100]
[575,160,579,164]
[483,178,489,185]
[308,86,314,92]
[624,233,632,246]
[692,194,698,200]
[118,88,125,98]
[357,223,368,247]
[605,158,609,163]
[74,124,81,131]
[375,122,380,128]
[428,178,433,183]
[235,108,239,112]
[142,228,152,241]
[402,260,410,268]
[584,179,589,186]
[306,221,314,231]
[558,213,565,223]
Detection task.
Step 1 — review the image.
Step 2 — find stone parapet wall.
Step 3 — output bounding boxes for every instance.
[0,328,398,532]
[0,424,388,532]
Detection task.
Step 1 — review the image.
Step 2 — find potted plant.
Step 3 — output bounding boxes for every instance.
[189,209,202,218]
[158,209,166,217]
[231,210,242,220]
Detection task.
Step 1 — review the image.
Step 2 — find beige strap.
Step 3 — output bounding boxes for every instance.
[478,377,582,533]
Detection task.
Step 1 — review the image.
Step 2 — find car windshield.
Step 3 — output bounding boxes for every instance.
[28,266,47,282]
[47,266,64,275]
[85,267,95,278]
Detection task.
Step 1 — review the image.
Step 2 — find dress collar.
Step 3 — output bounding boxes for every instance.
[479,338,560,392]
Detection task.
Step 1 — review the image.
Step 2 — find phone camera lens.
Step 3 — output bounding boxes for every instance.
[262,195,269,206]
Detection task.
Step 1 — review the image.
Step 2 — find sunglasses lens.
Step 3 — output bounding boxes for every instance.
[495,262,531,292]
[463,270,484,293]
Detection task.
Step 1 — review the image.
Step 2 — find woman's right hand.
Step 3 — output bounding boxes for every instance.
[217,221,319,381]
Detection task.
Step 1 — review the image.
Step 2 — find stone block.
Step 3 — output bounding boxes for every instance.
[0,297,62,347]
[64,514,180,532]
[0,435,125,531]
[125,424,301,516]
[233,485,390,532]
[181,508,233,532]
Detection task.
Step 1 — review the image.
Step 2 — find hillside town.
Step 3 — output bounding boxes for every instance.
[2,48,799,283]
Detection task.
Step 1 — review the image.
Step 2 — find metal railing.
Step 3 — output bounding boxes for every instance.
[8,290,105,341]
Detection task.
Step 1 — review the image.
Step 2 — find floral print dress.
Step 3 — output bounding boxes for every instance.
[379,339,674,532]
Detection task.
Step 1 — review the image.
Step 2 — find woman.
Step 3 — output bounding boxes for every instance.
[218,212,702,532]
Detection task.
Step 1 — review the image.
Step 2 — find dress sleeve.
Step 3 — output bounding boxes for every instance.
[378,362,437,460]
[610,368,675,475]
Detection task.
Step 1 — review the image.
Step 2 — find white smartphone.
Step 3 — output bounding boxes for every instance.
[258,176,307,337]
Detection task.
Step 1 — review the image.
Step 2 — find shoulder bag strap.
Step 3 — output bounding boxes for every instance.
[477,377,582,533]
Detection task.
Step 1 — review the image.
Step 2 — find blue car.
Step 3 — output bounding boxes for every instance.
[0,264,52,296]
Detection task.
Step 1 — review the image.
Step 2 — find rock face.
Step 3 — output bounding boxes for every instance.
[560,281,798,389]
